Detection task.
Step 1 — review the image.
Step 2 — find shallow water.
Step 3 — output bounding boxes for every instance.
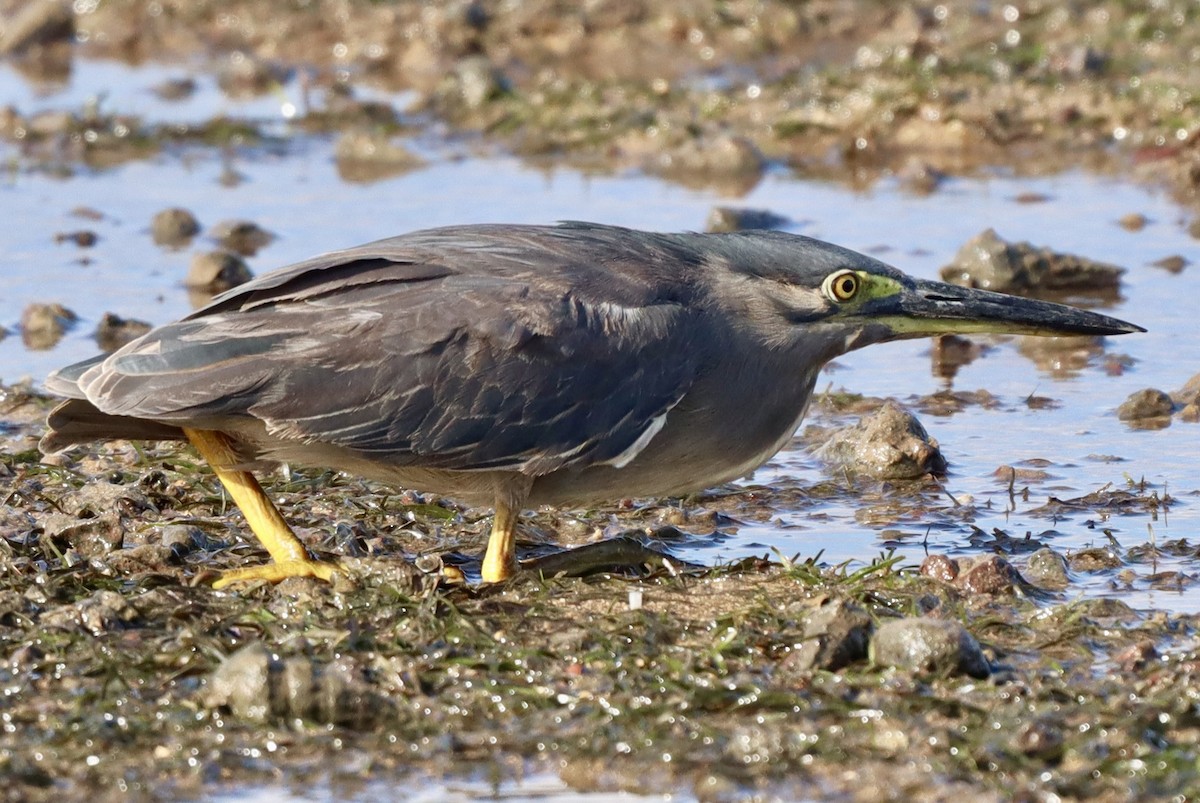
[1,59,1196,613]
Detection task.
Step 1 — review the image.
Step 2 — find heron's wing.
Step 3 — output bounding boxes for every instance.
[71,230,702,474]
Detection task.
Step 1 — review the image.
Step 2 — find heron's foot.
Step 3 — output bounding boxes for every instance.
[212,558,339,589]
[481,548,518,583]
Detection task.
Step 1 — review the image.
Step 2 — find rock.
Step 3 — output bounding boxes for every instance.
[869,617,990,678]
[1181,403,1200,423]
[896,157,947,195]
[216,53,287,98]
[780,598,873,672]
[152,207,201,247]
[654,134,765,195]
[1113,640,1158,673]
[334,131,426,183]
[1117,213,1148,231]
[206,642,391,726]
[211,219,274,256]
[20,302,77,349]
[919,554,958,583]
[1067,547,1122,572]
[94,312,151,352]
[161,524,225,555]
[1012,718,1064,761]
[955,555,1021,595]
[1116,388,1174,422]
[1023,548,1070,590]
[1151,255,1187,273]
[1171,373,1200,407]
[705,207,789,233]
[187,251,252,291]
[54,230,98,247]
[206,643,274,722]
[41,589,138,636]
[152,77,197,101]
[0,0,73,55]
[815,400,946,479]
[452,56,508,109]
[940,228,1124,294]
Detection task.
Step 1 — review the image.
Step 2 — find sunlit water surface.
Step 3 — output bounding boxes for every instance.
[1,60,1196,616]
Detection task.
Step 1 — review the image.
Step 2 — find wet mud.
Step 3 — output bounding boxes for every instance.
[2,1,1200,800]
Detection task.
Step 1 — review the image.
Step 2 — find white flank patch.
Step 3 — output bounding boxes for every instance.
[606,413,668,469]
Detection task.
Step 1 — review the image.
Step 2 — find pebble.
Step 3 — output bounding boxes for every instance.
[152,207,201,247]
[869,617,990,678]
[211,219,274,256]
[781,598,873,672]
[54,230,98,247]
[940,228,1123,293]
[187,251,252,291]
[0,0,74,55]
[20,301,77,350]
[1116,388,1174,422]
[815,400,946,480]
[1117,212,1148,231]
[94,312,152,352]
[1023,547,1070,590]
[705,206,789,233]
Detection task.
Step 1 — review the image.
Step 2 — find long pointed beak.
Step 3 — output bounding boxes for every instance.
[877,278,1145,338]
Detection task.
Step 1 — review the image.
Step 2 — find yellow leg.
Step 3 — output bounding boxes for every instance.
[182,428,337,588]
[480,501,518,583]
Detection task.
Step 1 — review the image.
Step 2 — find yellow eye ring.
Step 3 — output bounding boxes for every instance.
[823,270,860,302]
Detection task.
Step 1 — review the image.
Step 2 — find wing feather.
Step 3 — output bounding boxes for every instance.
[64,224,705,475]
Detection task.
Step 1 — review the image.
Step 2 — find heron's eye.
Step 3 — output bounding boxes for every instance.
[823,270,860,302]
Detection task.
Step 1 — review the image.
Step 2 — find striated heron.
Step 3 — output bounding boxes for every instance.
[41,222,1143,585]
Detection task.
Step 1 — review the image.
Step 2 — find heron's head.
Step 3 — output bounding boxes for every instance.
[706,230,1143,358]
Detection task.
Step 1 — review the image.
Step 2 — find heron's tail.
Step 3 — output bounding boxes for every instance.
[40,401,185,455]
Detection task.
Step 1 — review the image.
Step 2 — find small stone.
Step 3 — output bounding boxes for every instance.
[1171,373,1200,407]
[1113,639,1158,673]
[919,554,958,583]
[153,77,197,101]
[206,642,273,722]
[20,302,77,350]
[1023,548,1070,590]
[216,53,286,98]
[1013,719,1064,761]
[869,617,989,678]
[334,131,426,183]
[654,134,765,195]
[1067,547,1122,572]
[781,598,873,672]
[0,0,73,55]
[1151,255,1187,273]
[956,555,1021,595]
[1117,212,1148,231]
[94,312,151,352]
[452,55,508,109]
[161,524,223,555]
[896,158,947,195]
[54,230,98,247]
[940,228,1124,294]
[1188,218,1200,240]
[1116,388,1174,422]
[152,207,201,247]
[705,207,789,233]
[211,219,274,256]
[815,400,946,479]
[187,251,252,291]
